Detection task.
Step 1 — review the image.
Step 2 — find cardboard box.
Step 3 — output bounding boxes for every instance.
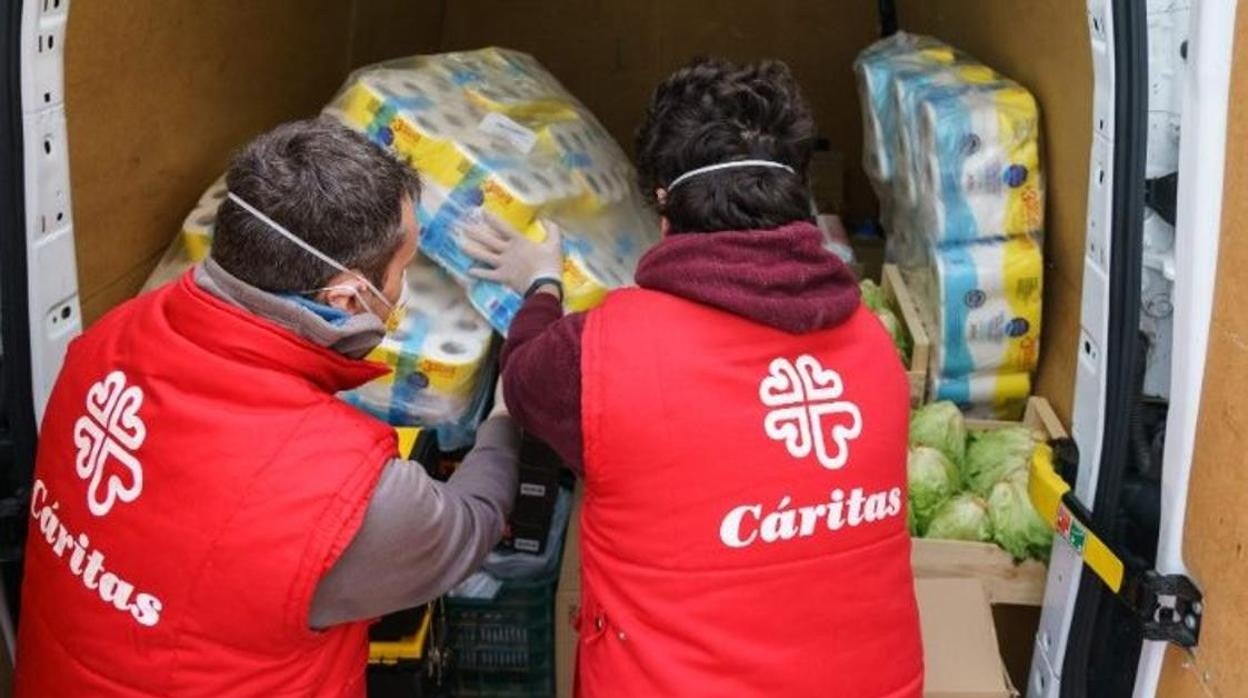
[554,488,583,698]
[917,578,1018,697]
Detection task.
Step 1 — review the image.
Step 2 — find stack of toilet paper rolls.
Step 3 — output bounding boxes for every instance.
[325,47,661,333]
[856,34,1044,418]
[340,255,494,438]
[855,33,957,233]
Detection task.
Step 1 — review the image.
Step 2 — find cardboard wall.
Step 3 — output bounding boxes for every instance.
[1157,5,1248,695]
[65,0,444,324]
[68,1,1088,426]
[437,0,880,220]
[896,1,1092,425]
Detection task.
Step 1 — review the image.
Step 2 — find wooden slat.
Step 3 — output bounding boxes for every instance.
[882,264,931,406]
[966,396,1066,440]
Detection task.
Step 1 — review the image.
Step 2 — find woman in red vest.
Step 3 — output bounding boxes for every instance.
[466,58,923,697]
[16,119,520,697]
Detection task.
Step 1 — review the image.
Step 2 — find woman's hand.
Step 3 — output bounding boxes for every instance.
[462,217,563,294]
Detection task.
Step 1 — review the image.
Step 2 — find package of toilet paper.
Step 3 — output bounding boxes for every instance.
[930,371,1031,420]
[180,176,227,263]
[325,48,661,333]
[911,235,1043,379]
[906,75,1044,247]
[340,255,495,433]
[855,33,957,226]
[856,36,1044,261]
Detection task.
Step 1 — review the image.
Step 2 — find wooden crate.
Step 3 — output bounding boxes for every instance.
[880,264,931,407]
[910,396,1067,607]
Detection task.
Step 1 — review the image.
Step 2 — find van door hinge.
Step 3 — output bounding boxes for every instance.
[1029,439,1203,648]
[1120,569,1203,647]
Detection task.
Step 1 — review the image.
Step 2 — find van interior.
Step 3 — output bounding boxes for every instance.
[2,1,1247,697]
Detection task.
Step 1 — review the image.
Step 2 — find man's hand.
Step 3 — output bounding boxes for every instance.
[462,218,564,295]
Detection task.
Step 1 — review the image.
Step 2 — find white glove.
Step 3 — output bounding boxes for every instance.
[462,217,564,295]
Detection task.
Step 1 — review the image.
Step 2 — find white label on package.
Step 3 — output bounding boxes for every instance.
[520,483,548,498]
[479,112,538,154]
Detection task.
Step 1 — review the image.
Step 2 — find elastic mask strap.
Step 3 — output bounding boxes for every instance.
[667,159,797,190]
[227,191,393,310]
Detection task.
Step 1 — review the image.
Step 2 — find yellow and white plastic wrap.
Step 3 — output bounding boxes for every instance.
[910,235,1043,380]
[340,256,494,429]
[180,176,227,263]
[856,35,1045,415]
[930,371,1031,420]
[901,70,1044,248]
[324,48,661,333]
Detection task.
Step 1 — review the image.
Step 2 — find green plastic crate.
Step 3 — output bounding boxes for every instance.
[447,570,558,697]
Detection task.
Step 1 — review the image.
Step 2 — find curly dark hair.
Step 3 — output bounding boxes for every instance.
[635,57,816,234]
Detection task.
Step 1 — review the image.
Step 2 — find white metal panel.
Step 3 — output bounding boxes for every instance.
[1140,1,1189,399]
[1028,1,1114,694]
[1133,0,1238,694]
[19,0,79,425]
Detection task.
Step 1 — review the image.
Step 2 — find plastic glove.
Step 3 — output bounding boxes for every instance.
[462,218,563,294]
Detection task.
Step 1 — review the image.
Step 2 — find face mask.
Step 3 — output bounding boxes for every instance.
[227,192,406,331]
[310,270,410,333]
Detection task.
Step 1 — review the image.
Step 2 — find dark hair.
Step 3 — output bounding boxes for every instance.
[211,117,420,292]
[635,57,816,234]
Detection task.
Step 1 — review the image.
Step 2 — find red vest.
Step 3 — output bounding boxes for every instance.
[576,289,923,698]
[15,273,396,697]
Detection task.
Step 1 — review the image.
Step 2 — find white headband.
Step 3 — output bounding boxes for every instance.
[667,159,796,190]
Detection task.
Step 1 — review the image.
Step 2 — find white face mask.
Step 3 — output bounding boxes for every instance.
[227,192,407,331]
[310,270,410,333]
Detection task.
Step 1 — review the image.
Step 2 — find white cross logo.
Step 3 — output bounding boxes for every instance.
[759,355,862,470]
[73,371,146,516]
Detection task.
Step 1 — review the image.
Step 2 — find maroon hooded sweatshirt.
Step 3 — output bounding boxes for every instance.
[500,220,862,471]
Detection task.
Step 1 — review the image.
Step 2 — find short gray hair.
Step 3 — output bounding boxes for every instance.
[211,117,420,292]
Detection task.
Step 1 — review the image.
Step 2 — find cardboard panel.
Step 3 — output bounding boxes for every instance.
[349,0,447,69]
[897,1,1093,425]
[438,0,879,220]
[1157,6,1248,695]
[66,0,441,324]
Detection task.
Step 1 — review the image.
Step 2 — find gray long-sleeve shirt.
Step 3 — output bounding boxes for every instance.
[193,260,519,629]
[309,417,518,627]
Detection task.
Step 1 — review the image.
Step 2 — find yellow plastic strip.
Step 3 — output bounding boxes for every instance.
[1028,444,1126,593]
[1028,443,1069,520]
[368,606,433,664]
[394,427,422,461]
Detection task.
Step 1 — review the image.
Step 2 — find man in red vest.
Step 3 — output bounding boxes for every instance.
[465,58,923,696]
[16,118,520,697]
